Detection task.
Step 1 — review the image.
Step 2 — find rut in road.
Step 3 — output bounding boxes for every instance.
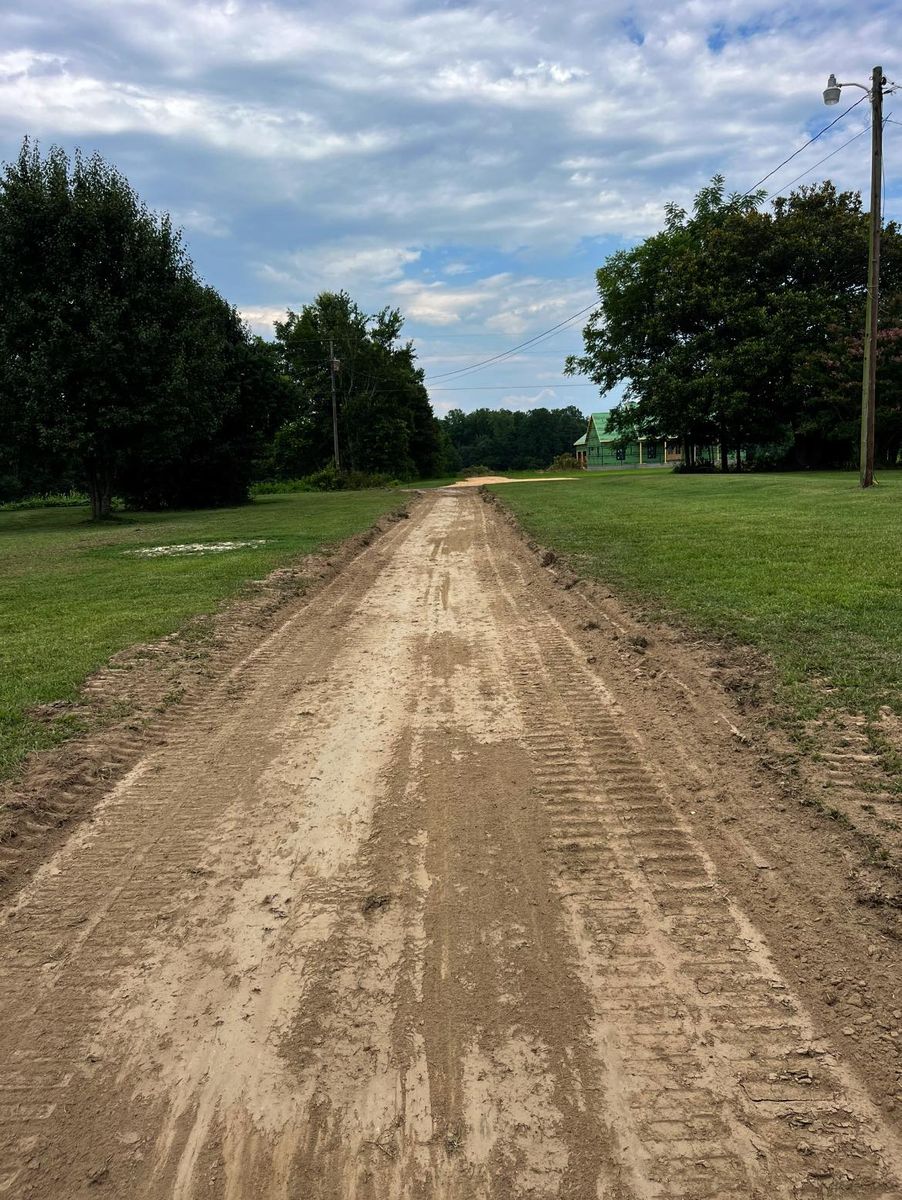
[1,491,900,1199]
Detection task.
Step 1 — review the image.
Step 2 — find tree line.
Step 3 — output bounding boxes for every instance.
[567,177,902,470]
[0,142,458,517]
[0,142,297,518]
[439,406,587,471]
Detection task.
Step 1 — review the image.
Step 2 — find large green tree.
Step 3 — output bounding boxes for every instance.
[568,176,902,469]
[272,291,439,479]
[0,140,275,515]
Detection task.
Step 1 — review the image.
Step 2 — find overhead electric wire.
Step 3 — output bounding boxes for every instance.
[427,317,593,385]
[740,91,868,197]
[257,96,892,390]
[769,119,872,197]
[429,382,598,391]
[424,301,597,382]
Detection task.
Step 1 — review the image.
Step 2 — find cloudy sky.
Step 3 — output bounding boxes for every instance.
[1,1,898,415]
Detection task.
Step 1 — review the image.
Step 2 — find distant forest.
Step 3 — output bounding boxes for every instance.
[438,406,587,472]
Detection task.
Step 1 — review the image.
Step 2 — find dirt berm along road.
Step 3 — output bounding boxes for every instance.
[2,490,902,1199]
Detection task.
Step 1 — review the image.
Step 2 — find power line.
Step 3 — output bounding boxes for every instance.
[740,92,868,197]
[769,120,872,197]
[429,382,598,391]
[432,317,592,382]
[424,301,597,382]
[252,95,887,386]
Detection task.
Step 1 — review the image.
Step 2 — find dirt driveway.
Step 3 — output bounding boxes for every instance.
[2,491,901,1198]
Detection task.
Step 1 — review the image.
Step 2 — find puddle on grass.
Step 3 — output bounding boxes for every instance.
[124,540,269,558]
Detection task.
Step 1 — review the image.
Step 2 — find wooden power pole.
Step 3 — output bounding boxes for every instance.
[860,65,884,488]
[329,338,341,472]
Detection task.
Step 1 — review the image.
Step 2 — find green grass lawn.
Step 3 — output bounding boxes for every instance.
[494,471,902,722]
[0,490,401,778]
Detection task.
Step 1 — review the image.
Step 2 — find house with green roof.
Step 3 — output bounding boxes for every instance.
[574,412,677,471]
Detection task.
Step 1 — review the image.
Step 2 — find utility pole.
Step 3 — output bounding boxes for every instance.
[823,66,895,487]
[329,338,341,472]
[860,65,883,488]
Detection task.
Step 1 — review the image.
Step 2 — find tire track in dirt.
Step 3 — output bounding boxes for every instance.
[0,491,900,1199]
[479,500,902,1198]
[0,511,420,1198]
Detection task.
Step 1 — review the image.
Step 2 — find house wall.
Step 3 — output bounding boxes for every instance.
[585,437,667,470]
[575,425,727,470]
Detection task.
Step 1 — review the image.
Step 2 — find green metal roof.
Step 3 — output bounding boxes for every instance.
[573,432,587,446]
[590,412,619,443]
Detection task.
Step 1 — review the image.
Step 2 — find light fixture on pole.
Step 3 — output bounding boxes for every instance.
[823,74,842,106]
[822,67,897,487]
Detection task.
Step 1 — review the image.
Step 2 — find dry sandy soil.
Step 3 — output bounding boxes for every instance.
[2,489,902,1199]
[447,476,571,487]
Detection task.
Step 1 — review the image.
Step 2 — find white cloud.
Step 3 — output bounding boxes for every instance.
[258,240,422,299]
[390,274,594,334]
[0,49,64,76]
[171,207,230,237]
[2,0,898,414]
[238,305,285,337]
[0,55,395,161]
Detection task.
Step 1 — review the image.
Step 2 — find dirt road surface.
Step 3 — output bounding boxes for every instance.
[2,491,901,1199]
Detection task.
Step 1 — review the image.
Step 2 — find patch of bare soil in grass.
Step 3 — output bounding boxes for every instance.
[446,476,573,488]
[0,504,413,903]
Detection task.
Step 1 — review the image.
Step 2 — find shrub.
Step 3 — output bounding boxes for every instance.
[745,441,795,471]
[671,461,719,474]
[0,491,91,511]
[460,464,493,478]
[551,454,581,470]
[251,468,397,495]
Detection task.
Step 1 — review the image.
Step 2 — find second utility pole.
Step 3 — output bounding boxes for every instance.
[860,65,884,488]
[329,338,341,472]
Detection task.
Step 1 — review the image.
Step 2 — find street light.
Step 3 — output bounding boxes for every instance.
[822,66,897,487]
[823,74,842,106]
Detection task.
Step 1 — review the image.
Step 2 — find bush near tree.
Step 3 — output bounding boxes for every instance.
[567,176,902,470]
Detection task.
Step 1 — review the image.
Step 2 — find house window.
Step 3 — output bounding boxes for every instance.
[615,447,625,462]
[646,443,656,460]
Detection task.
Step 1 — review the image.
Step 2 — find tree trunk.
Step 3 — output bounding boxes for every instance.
[735,445,742,472]
[88,466,113,520]
[720,438,729,473]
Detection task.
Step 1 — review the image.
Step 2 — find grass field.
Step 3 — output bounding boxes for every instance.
[494,471,902,723]
[0,490,401,778]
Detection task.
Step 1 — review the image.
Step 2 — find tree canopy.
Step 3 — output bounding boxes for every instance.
[268,292,440,481]
[0,140,290,516]
[567,176,902,469]
[440,406,587,471]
